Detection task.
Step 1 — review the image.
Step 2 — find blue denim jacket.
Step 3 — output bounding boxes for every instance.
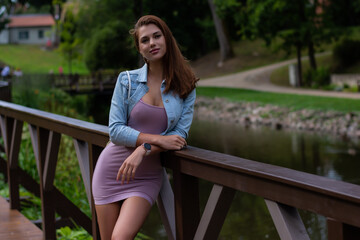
[109,64,196,147]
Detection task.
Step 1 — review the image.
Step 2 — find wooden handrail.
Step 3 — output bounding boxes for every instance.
[0,99,359,240]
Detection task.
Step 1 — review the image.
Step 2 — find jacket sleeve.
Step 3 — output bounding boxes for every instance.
[108,72,140,147]
[165,88,196,139]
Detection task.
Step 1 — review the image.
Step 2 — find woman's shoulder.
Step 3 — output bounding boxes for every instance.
[118,64,147,85]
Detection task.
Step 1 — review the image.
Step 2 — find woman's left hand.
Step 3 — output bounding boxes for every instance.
[116,146,145,184]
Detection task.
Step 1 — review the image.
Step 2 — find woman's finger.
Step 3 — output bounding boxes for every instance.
[126,168,132,183]
[116,165,125,181]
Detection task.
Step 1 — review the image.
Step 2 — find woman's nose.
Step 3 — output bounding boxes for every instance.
[150,38,155,46]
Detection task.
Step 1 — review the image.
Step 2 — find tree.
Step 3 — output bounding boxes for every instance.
[241,0,339,86]
[83,20,137,71]
[208,0,234,66]
[58,7,80,74]
[0,5,9,34]
[142,0,218,60]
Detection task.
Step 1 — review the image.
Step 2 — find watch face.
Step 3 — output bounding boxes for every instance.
[144,143,151,151]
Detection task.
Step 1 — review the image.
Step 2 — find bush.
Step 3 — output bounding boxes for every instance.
[332,39,360,72]
[304,67,330,88]
[83,21,138,72]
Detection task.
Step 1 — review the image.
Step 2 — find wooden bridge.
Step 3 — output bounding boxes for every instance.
[51,72,117,94]
[0,97,360,239]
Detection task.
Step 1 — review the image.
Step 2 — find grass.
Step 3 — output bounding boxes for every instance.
[197,87,360,112]
[0,45,89,74]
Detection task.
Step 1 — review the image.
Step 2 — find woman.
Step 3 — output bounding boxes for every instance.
[92,15,198,239]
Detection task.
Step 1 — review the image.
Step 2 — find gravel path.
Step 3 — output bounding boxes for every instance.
[198,55,360,100]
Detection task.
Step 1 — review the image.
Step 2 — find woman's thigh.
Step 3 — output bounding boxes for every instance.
[112,197,152,240]
[95,202,121,239]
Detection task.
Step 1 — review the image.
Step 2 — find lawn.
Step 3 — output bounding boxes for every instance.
[197,87,360,112]
[0,45,89,74]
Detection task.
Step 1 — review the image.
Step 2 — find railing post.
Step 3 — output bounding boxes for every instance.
[74,140,102,240]
[0,116,23,209]
[327,218,360,240]
[29,125,61,240]
[89,143,102,240]
[265,199,310,240]
[173,158,200,240]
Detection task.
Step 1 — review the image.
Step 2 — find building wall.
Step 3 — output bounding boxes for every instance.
[8,26,53,44]
[0,30,9,44]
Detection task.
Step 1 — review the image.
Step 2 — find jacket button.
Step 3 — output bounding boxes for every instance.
[171,120,174,123]
[165,99,169,103]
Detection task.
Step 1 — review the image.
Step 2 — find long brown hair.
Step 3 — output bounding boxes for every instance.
[130,15,198,99]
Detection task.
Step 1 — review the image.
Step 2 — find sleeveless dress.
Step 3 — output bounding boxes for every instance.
[92,99,167,205]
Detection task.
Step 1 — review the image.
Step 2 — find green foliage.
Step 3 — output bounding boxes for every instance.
[57,226,92,240]
[332,38,360,72]
[304,66,330,88]
[143,0,217,59]
[0,5,10,33]
[83,20,137,71]
[13,85,90,121]
[58,6,81,74]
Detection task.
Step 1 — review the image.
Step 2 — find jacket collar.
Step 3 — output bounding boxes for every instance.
[137,64,148,83]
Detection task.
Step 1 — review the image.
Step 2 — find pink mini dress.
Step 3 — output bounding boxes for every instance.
[92,99,167,205]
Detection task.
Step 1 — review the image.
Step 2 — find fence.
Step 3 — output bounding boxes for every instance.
[0,100,360,239]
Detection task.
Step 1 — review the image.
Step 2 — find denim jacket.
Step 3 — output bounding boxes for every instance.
[109,64,196,147]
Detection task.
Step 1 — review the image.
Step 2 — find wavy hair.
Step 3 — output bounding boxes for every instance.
[130,15,198,99]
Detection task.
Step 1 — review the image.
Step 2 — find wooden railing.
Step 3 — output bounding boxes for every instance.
[51,73,117,93]
[0,99,360,240]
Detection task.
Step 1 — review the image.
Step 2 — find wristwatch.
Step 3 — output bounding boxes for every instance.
[142,143,151,156]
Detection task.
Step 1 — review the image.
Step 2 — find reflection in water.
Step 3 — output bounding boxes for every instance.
[141,119,360,240]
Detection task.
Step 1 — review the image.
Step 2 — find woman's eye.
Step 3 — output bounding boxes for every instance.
[141,38,149,43]
[154,34,161,39]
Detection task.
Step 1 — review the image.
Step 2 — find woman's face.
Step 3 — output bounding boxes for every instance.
[138,24,167,63]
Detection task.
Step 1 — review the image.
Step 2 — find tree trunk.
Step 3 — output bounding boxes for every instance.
[296,43,303,87]
[308,40,317,70]
[207,0,234,67]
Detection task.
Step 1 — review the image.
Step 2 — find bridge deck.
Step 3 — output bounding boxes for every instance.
[0,196,42,240]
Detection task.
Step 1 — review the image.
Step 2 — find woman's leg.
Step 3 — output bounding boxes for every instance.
[95,202,121,240]
[111,196,152,240]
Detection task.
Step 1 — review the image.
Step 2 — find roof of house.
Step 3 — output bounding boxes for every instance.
[8,14,55,28]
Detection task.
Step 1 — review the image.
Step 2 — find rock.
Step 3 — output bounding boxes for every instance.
[194,96,360,139]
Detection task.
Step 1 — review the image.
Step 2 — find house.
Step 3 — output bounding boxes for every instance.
[0,14,55,45]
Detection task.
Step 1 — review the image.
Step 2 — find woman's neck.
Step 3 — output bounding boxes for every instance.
[147,61,164,83]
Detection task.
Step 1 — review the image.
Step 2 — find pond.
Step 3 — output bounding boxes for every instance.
[141,119,360,240]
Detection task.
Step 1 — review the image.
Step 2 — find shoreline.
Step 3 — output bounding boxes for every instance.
[193,96,360,142]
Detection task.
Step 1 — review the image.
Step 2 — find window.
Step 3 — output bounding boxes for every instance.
[38,30,44,39]
[18,31,29,40]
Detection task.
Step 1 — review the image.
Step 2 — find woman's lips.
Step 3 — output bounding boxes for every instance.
[150,48,160,54]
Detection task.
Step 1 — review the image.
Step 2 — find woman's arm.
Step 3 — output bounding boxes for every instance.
[108,72,140,147]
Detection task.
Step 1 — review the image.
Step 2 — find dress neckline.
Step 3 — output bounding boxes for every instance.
[139,99,165,109]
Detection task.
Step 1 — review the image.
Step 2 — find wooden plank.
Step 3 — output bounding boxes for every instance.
[73,139,92,206]
[162,147,360,228]
[43,131,61,191]
[156,168,176,240]
[0,196,42,240]
[265,199,310,240]
[173,160,200,240]
[194,184,235,240]
[328,218,360,240]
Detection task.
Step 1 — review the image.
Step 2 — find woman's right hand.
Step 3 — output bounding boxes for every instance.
[156,135,186,150]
